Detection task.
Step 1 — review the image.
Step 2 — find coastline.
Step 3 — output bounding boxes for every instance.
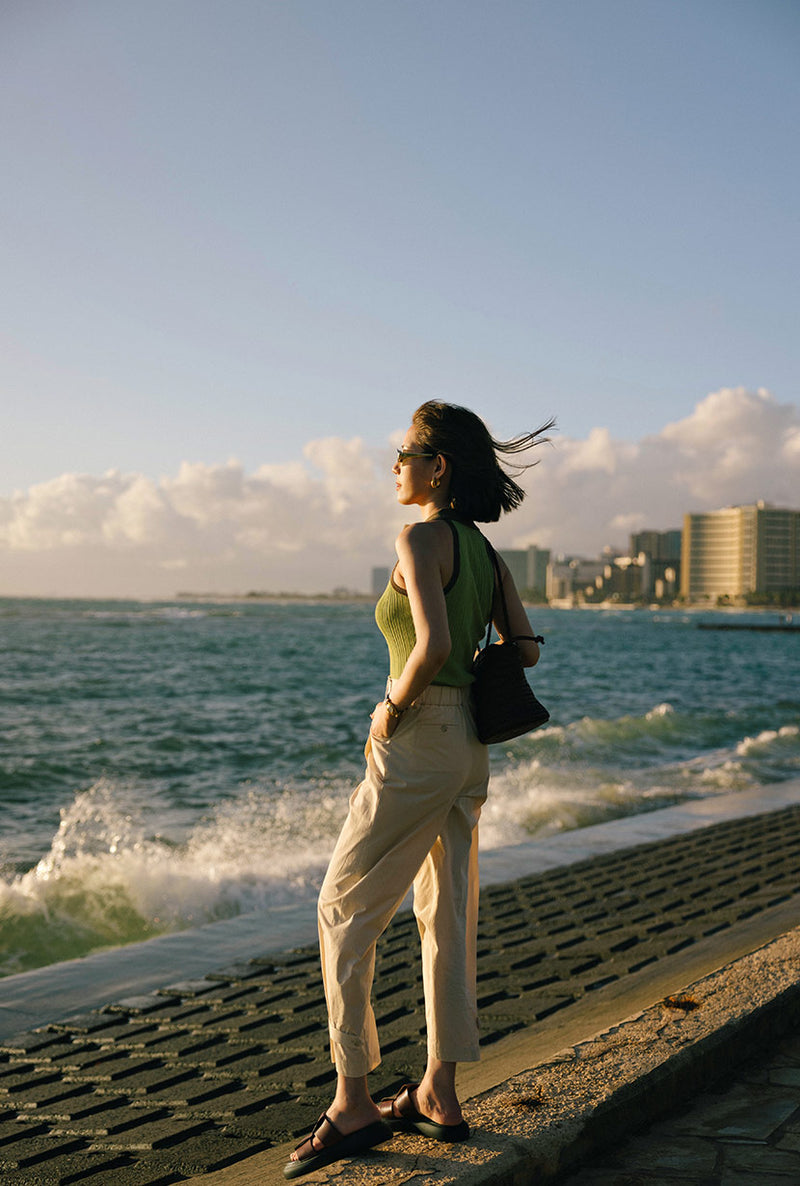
[4,593,796,611]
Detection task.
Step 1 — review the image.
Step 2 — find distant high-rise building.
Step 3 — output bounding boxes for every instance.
[629,528,682,597]
[546,555,604,602]
[526,546,551,596]
[497,549,527,590]
[681,502,800,601]
[629,529,681,562]
[371,566,390,596]
[497,545,551,598]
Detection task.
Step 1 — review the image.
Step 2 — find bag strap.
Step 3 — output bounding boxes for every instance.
[480,535,544,648]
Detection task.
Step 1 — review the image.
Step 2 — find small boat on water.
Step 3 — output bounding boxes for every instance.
[697,615,800,632]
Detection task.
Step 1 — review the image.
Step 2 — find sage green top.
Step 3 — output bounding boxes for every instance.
[375,516,494,687]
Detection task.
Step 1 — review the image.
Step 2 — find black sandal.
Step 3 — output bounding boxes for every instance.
[283,1112,393,1179]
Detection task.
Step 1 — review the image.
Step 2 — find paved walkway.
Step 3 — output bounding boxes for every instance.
[0,803,799,1183]
[562,1022,800,1185]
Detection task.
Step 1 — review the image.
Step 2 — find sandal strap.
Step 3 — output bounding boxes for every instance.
[292,1112,343,1159]
[385,1083,419,1120]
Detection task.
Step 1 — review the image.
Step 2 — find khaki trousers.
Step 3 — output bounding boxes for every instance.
[318,684,490,1076]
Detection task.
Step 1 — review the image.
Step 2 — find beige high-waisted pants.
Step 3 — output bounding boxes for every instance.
[318,683,490,1076]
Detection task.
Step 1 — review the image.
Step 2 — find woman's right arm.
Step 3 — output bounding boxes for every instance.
[491,556,541,668]
[369,522,452,740]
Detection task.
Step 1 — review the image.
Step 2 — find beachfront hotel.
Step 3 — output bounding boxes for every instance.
[680,502,800,603]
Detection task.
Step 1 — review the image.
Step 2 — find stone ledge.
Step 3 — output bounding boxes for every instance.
[456,926,800,1185]
[247,925,800,1185]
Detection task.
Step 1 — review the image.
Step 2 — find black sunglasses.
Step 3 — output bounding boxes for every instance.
[395,447,437,464]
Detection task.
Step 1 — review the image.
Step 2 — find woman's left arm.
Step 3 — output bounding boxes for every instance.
[492,555,541,668]
[370,523,451,739]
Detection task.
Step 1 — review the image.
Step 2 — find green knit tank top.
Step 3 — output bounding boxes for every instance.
[375,516,494,687]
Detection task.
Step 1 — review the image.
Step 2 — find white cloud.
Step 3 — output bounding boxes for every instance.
[783,425,800,461]
[504,387,800,556]
[660,386,784,449]
[558,426,626,476]
[0,388,798,596]
[0,442,404,596]
[610,511,648,535]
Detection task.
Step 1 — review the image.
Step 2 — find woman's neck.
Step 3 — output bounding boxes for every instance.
[422,497,451,522]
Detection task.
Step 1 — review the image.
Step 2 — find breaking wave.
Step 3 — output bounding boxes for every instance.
[3,700,798,977]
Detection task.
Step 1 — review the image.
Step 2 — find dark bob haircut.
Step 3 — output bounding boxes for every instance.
[412,401,555,523]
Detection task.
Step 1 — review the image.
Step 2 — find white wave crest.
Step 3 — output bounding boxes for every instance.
[646,703,674,719]
[736,724,800,756]
[2,777,346,962]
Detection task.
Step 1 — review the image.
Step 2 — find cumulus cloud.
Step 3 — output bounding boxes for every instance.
[557,426,632,476]
[0,388,798,596]
[0,442,404,597]
[504,387,800,557]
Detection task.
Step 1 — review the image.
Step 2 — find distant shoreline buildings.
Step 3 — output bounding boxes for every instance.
[370,502,800,608]
[681,502,800,605]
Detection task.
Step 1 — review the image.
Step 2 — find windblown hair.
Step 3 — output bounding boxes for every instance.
[412,401,555,523]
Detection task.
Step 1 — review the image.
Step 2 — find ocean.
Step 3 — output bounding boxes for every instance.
[1,597,798,980]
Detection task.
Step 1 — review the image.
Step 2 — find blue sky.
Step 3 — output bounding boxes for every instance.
[1,1,798,594]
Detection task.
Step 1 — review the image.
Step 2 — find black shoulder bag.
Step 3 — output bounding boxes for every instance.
[471,539,550,745]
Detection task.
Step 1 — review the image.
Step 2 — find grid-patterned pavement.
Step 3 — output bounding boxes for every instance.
[1,804,799,1184]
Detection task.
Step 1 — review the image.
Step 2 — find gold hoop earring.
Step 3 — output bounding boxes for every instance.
[431,477,440,489]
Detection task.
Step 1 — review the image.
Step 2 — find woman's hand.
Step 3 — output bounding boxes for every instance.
[369,699,400,740]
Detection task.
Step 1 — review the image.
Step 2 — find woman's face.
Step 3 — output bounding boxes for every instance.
[392,426,438,508]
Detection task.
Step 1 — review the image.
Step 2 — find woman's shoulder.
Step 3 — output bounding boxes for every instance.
[395,519,452,558]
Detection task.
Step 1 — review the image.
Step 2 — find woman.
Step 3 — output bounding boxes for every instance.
[286,401,552,1179]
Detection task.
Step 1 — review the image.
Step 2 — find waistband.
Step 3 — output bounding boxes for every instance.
[386,678,472,707]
